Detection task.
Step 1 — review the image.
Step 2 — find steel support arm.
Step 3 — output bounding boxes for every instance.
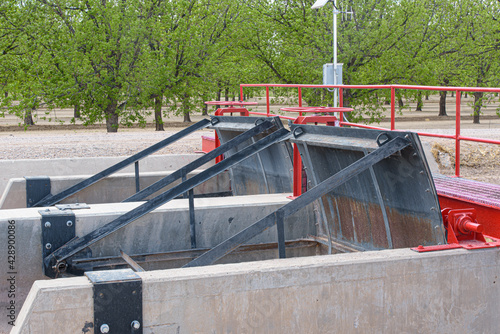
[44,128,291,274]
[34,119,211,207]
[124,119,276,202]
[183,135,411,268]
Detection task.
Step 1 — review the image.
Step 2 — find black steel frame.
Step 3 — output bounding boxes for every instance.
[43,125,291,276]
[123,118,277,202]
[33,119,211,207]
[183,134,411,268]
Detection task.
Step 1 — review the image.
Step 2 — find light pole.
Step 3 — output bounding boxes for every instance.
[312,0,350,108]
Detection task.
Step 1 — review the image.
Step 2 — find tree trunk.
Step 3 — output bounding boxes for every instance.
[416,91,423,111]
[398,97,404,108]
[74,105,80,118]
[154,96,164,131]
[473,91,483,124]
[182,92,191,122]
[105,101,119,132]
[224,87,229,101]
[425,92,429,100]
[4,92,7,98]
[438,91,447,116]
[342,89,352,108]
[202,101,208,116]
[464,92,468,98]
[216,90,221,109]
[451,91,454,97]
[24,108,34,126]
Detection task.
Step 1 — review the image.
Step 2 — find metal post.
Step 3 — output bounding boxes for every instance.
[266,86,270,116]
[339,87,344,127]
[298,87,303,116]
[276,211,286,258]
[189,189,196,249]
[293,144,302,197]
[134,161,140,193]
[240,85,244,101]
[333,0,338,108]
[390,87,396,130]
[456,90,461,177]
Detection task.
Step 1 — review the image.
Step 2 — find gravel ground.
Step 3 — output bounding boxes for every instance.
[0,128,211,159]
[0,102,498,185]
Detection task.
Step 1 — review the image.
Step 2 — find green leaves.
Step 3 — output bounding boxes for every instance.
[1,0,499,130]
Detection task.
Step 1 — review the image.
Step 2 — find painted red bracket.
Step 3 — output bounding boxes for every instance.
[412,208,500,252]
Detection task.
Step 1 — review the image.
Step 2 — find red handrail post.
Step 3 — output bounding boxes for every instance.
[292,144,302,197]
[266,86,270,117]
[390,87,396,130]
[240,85,244,101]
[339,87,344,126]
[455,90,461,177]
[298,87,303,116]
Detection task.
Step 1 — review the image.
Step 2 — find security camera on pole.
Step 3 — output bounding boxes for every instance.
[312,0,351,111]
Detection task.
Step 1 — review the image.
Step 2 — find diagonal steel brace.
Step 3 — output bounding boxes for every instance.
[44,127,291,275]
[183,135,411,268]
[123,118,277,202]
[34,119,211,207]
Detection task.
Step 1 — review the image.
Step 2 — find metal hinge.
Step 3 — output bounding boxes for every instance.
[39,209,76,278]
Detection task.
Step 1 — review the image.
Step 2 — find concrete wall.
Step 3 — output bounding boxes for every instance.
[11,247,500,333]
[0,194,316,333]
[0,170,230,209]
[0,154,211,195]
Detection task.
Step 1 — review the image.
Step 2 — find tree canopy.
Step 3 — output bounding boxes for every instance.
[0,0,499,131]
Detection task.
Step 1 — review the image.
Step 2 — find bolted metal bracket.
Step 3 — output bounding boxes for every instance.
[26,176,51,207]
[86,269,143,334]
[40,209,76,278]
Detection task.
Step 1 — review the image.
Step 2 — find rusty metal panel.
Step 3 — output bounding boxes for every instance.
[211,116,294,195]
[291,125,445,250]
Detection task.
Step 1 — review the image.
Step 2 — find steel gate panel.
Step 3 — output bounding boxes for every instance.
[211,116,294,195]
[290,125,445,250]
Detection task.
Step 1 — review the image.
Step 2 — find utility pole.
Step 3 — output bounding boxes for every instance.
[312,0,351,108]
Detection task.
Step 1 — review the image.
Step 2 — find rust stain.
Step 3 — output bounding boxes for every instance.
[351,200,372,244]
[367,202,389,248]
[322,195,435,249]
[387,209,434,248]
[335,196,355,241]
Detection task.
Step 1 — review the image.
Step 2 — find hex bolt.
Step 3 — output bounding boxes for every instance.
[100,324,110,333]
[45,243,52,250]
[131,320,141,330]
[45,222,51,228]
[66,220,73,227]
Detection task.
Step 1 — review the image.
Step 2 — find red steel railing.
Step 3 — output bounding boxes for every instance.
[240,83,500,178]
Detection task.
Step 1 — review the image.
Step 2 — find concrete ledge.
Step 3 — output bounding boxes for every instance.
[0,154,211,194]
[0,193,316,333]
[11,247,500,333]
[0,169,230,209]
